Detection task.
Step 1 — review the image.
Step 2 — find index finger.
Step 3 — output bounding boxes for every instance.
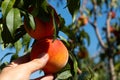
[11,52,31,66]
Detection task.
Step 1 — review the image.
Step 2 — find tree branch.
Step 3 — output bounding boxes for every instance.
[106,1,116,79]
[106,11,116,80]
[89,0,107,50]
[89,21,107,49]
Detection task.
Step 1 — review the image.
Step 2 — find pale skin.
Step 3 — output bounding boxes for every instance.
[0,53,54,80]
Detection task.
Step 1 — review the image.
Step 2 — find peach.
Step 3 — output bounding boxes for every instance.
[30,38,69,74]
[78,15,88,26]
[109,26,116,33]
[78,50,88,59]
[24,6,59,40]
[110,11,116,19]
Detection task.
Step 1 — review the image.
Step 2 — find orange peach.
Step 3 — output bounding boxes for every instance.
[78,51,88,59]
[109,26,116,33]
[24,6,59,40]
[30,38,69,74]
[78,15,88,26]
[110,11,116,19]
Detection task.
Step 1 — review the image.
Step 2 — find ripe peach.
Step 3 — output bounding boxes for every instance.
[78,15,88,26]
[78,50,88,59]
[109,26,116,33]
[30,38,69,74]
[24,6,59,40]
[110,11,116,19]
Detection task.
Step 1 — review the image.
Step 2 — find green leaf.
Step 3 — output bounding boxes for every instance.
[0,24,3,43]
[22,33,31,51]
[6,8,22,38]
[51,9,59,40]
[14,0,24,8]
[56,70,72,79]
[67,0,80,21]
[80,30,90,46]
[1,25,14,45]
[28,13,35,30]
[14,40,22,54]
[79,67,94,80]
[23,12,35,30]
[13,25,26,42]
[59,36,70,47]
[79,71,91,80]
[1,0,15,18]
[10,54,19,62]
[69,52,79,80]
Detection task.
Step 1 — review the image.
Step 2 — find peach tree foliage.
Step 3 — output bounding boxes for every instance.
[0,0,120,80]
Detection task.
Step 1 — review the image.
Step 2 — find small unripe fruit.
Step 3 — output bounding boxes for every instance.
[78,15,88,26]
[110,11,116,19]
[78,51,88,59]
[109,26,115,33]
[30,38,69,74]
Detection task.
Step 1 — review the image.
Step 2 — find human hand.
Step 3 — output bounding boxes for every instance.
[0,53,54,80]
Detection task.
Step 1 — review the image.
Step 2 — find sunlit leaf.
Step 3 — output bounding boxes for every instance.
[6,8,22,38]
[22,33,31,51]
[14,40,22,54]
[1,0,15,18]
[59,36,70,47]
[56,70,72,79]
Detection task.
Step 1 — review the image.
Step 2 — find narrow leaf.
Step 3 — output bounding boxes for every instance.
[14,40,22,54]
[23,12,35,30]
[51,9,58,40]
[67,0,80,21]
[56,70,72,79]
[80,30,90,46]
[1,0,15,18]
[6,8,22,38]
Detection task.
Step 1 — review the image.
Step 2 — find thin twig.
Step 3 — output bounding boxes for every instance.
[89,0,107,50]
[89,21,107,49]
[77,68,82,74]
[106,1,116,79]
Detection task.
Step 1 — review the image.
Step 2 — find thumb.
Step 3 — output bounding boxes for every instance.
[25,53,49,73]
